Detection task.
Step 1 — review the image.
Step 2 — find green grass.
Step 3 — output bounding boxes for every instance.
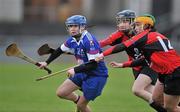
[0,63,154,112]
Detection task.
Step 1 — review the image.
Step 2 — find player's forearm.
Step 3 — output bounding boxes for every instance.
[49,48,55,53]
[74,60,98,73]
[46,47,64,64]
[122,61,132,67]
[103,43,126,56]
[130,58,147,67]
[99,38,111,48]
[123,58,146,67]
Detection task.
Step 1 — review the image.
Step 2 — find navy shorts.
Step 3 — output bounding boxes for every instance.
[69,73,108,101]
[158,67,180,95]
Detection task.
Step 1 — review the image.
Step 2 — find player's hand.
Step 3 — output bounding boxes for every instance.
[38,62,48,69]
[95,53,104,62]
[109,61,123,68]
[67,68,75,77]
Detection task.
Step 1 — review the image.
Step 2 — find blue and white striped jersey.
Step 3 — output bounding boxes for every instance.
[61,30,108,76]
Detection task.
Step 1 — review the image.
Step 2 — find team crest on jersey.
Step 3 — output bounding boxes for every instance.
[134,48,142,59]
[81,49,85,54]
[90,40,94,46]
[90,40,96,50]
[134,48,139,54]
[77,48,85,56]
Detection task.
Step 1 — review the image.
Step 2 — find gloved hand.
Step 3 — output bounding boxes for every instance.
[37,44,55,56]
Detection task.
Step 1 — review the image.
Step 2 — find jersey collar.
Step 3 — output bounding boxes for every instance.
[72,30,88,45]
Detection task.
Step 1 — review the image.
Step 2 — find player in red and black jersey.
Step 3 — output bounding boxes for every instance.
[97,15,180,112]
[99,11,165,111]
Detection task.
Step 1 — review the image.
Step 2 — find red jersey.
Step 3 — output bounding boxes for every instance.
[100,31,128,47]
[104,30,180,74]
[99,30,145,71]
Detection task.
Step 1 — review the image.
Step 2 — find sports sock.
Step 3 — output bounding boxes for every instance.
[149,101,167,112]
[74,95,80,104]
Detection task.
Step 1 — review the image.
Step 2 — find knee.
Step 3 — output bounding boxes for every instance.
[56,89,66,98]
[132,87,142,97]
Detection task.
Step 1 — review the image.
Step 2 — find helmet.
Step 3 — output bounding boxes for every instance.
[116,10,136,31]
[134,16,154,26]
[143,14,156,25]
[116,10,136,20]
[65,15,87,26]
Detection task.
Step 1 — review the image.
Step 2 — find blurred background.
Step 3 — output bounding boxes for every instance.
[0,0,180,62]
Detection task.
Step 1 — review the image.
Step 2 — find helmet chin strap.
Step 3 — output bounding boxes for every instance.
[73,26,85,41]
[68,25,85,41]
[73,28,82,41]
[73,33,82,41]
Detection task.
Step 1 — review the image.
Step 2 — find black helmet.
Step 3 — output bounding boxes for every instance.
[116,10,136,19]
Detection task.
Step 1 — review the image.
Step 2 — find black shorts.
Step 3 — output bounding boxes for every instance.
[158,67,180,95]
[132,66,158,85]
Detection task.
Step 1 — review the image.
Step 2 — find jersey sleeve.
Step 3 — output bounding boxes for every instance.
[60,38,74,54]
[123,30,149,48]
[46,47,64,64]
[102,43,127,56]
[102,31,149,57]
[99,31,123,47]
[128,55,133,61]
[99,37,112,47]
[122,57,147,67]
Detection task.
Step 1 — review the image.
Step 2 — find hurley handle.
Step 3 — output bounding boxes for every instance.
[35,63,52,74]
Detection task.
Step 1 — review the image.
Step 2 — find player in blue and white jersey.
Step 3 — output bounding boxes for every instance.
[38,15,108,112]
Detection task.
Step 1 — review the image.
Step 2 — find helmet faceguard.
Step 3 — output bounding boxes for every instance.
[116,10,136,31]
[65,15,87,37]
[133,16,155,34]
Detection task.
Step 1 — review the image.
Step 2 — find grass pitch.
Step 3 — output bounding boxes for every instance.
[0,63,154,112]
